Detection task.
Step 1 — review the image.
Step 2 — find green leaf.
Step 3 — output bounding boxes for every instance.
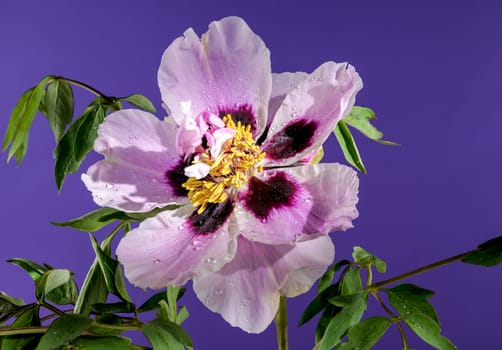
[352,246,387,273]
[334,120,367,174]
[65,335,137,350]
[3,76,52,164]
[138,288,186,313]
[44,79,74,142]
[462,235,502,267]
[317,259,350,293]
[0,291,24,310]
[318,292,367,350]
[340,267,363,295]
[401,312,456,350]
[299,284,339,326]
[89,234,131,302]
[91,301,135,314]
[315,304,341,342]
[2,306,40,350]
[74,260,107,316]
[54,100,105,190]
[88,314,126,336]
[36,314,93,350]
[328,292,365,307]
[74,228,123,315]
[52,208,125,232]
[177,306,189,325]
[121,93,156,113]
[386,283,439,323]
[7,258,49,280]
[338,316,393,350]
[143,319,193,350]
[35,269,72,302]
[344,106,398,145]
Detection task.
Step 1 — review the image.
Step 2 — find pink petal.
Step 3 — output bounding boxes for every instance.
[81,110,182,212]
[158,16,271,137]
[285,163,360,234]
[236,170,314,245]
[262,62,363,165]
[116,207,238,289]
[268,72,308,126]
[193,235,334,333]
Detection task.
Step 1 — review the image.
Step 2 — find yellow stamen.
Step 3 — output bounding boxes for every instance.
[182,115,266,214]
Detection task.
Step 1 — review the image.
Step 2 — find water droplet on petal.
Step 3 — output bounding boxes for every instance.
[105,183,114,189]
[206,257,217,264]
[153,259,161,264]
[260,218,267,224]
[214,289,224,295]
[304,198,311,203]
[178,224,185,230]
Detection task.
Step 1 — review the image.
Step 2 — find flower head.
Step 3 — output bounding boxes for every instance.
[82,16,361,333]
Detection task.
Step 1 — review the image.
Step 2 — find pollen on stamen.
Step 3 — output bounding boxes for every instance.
[182,114,266,214]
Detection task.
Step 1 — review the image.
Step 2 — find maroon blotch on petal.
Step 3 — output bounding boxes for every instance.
[190,199,234,235]
[165,158,190,197]
[219,104,257,134]
[263,119,317,160]
[242,172,297,220]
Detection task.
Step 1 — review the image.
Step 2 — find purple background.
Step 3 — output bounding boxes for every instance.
[1,1,501,348]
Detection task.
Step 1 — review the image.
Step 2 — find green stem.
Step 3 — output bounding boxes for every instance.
[54,77,115,105]
[368,249,474,291]
[0,326,48,336]
[372,292,408,349]
[275,296,289,350]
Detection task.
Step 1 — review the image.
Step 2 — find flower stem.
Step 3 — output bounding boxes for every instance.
[275,296,289,350]
[54,76,115,105]
[368,249,475,291]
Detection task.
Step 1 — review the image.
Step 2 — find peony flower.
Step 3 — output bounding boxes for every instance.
[82,16,362,333]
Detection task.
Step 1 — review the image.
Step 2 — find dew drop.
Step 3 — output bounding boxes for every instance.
[206,257,217,264]
[191,239,202,246]
[214,289,224,295]
[105,183,114,189]
[153,259,161,264]
[205,298,215,305]
[260,218,267,223]
[304,198,311,203]
[178,224,185,230]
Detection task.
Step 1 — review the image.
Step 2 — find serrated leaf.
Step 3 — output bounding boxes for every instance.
[3,76,52,164]
[89,234,131,302]
[36,314,93,350]
[340,268,363,295]
[299,284,339,326]
[54,101,105,190]
[402,312,456,350]
[2,306,40,350]
[143,319,193,350]
[344,106,398,145]
[65,335,137,349]
[339,316,393,350]
[44,79,74,142]
[318,292,367,350]
[386,283,439,323]
[138,288,186,313]
[121,94,156,113]
[7,258,48,280]
[462,235,502,267]
[334,120,367,173]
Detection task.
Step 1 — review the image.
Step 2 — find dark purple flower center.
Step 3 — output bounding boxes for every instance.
[219,104,257,135]
[189,199,234,235]
[164,157,191,197]
[241,172,298,221]
[263,119,317,160]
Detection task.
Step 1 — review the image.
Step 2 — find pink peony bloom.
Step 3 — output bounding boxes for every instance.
[82,16,361,333]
